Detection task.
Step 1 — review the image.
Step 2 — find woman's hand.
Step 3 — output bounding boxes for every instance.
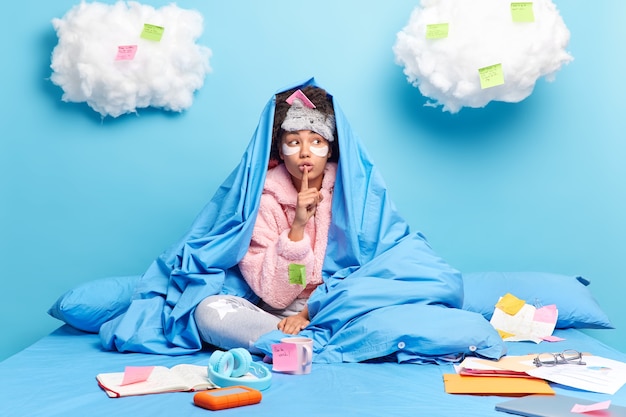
[278,308,310,335]
[289,167,322,241]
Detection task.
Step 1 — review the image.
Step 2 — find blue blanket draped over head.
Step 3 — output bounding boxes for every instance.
[100,78,505,362]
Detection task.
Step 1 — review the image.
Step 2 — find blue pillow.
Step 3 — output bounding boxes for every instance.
[48,275,140,333]
[48,269,256,333]
[461,272,612,329]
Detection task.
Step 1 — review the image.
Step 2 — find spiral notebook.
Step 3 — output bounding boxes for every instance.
[495,394,626,417]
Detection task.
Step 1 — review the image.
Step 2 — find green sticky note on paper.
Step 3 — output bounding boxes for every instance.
[511,2,535,22]
[288,264,306,287]
[140,23,165,41]
[426,23,449,39]
[478,63,505,89]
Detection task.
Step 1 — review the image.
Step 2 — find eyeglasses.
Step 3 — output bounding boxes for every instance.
[533,350,586,367]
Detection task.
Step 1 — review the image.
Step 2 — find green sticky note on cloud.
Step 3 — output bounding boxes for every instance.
[140,23,164,41]
[425,23,449,39]
[478,63,505,89]
[288,264,306,287]
[511,2,535,22]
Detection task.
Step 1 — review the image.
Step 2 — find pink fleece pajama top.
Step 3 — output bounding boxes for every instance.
[238,162,337,309]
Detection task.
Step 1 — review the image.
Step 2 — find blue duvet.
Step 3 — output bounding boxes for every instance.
[100,78,505,362]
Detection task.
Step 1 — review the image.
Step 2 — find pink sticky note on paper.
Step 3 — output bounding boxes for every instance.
[571,400,611,414]
[121,366,154,385]
[534,304,558,323]
[285,89,316,109]
[271,343,299,372]
[115,45,138,61]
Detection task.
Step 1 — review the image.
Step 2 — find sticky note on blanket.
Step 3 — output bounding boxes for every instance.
[121,366,154,385]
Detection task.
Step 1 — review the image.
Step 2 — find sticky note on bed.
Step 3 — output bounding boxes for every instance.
[271,343,299,372]
[121,366,154,385]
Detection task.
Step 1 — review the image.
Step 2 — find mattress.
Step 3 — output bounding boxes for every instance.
[1,325,625,417]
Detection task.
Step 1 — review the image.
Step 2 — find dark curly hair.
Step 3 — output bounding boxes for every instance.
[269,86,339,166]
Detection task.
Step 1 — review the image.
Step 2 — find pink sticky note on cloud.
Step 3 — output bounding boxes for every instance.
[571,400,611,414]
[115,45,138,61]
[271,343,299,372]
[534,304,558,323]
[121,366,154,385]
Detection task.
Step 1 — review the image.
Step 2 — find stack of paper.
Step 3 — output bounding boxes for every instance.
[444,354,626,396]
[444,355,554,396]
[455,355,536,377]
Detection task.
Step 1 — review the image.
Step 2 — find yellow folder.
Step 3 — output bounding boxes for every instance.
[443,373,555,396]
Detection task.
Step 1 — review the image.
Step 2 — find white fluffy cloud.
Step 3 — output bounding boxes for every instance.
[50,1,211,118]
[393,0,572,113]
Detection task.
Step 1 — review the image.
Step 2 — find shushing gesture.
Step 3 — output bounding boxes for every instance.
[289,167,323,241]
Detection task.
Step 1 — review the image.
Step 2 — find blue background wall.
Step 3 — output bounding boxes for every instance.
[1,0,624,361]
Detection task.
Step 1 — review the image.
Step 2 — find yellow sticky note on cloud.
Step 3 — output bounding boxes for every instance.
[478,63,505,89]
[140,23,165,41]
[496,293,526,315]
[426,23,449,39]
[511,2,535,23]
